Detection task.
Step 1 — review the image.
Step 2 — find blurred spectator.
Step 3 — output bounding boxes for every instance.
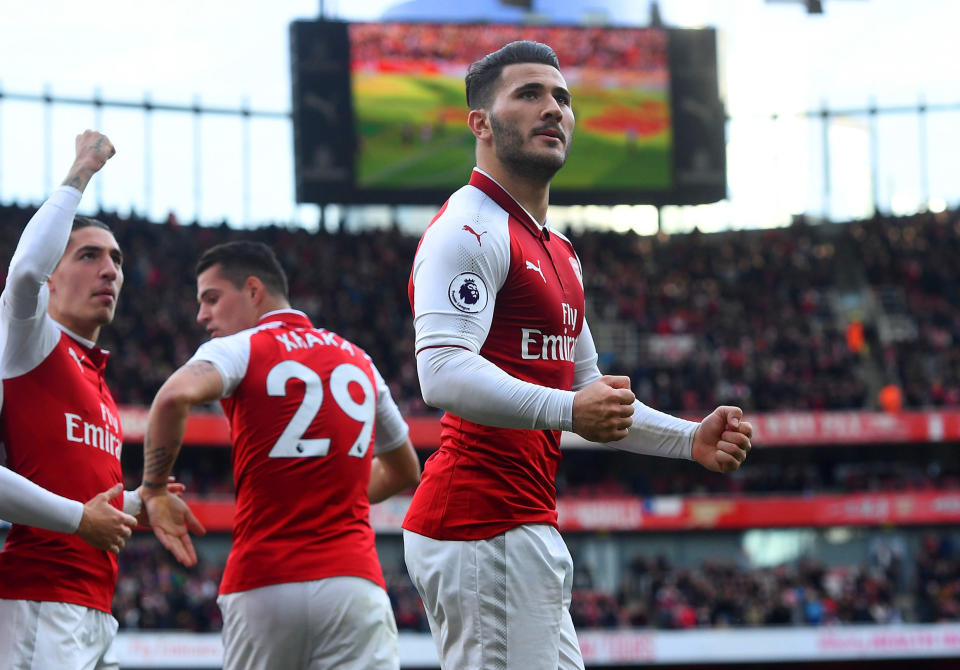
[114,537,222,632]
[118,531,960,633]
[1,202,958,417]
[879,383,904,413]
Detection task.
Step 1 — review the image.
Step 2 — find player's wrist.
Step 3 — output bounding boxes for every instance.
[139,480,169,499]
[61,164,95,191]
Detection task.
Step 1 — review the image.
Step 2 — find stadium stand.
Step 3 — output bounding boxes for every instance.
[0,204,957,417]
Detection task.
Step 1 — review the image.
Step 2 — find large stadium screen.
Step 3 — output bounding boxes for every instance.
[291,21,725,206]
[350,22,672,194]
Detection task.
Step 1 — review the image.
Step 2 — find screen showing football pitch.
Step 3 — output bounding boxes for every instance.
[348,22,673,193]
[291,20,725,206]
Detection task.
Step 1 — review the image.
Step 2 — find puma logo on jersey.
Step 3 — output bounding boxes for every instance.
[526,259,546,283]
[462,224,488,246]
[68,347,85,371]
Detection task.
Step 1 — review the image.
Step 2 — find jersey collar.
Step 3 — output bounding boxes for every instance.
[53,321,110,371]
[53,321,97,350]
[257,309,312,329]
[469,168,551,239]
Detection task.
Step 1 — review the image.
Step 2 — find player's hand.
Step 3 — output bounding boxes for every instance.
[572,376,635,443]
[143,492,207,567]
[134,477,186,527]
[74,130,115,173]
[691,406,753,473]
[76,483,137,555]
[62,130,115,191]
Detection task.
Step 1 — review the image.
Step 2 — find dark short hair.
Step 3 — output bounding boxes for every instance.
[195,241,289,299]
[465,41,560,110]
[72,215,111,233]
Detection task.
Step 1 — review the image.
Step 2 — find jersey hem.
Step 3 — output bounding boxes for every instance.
[400,516,559,541]
[219,568,386,595]
[0,591,114,614]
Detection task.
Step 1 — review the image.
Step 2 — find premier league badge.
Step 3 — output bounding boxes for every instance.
[448,272,488,313]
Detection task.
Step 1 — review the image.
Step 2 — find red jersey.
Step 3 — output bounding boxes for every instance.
[190,310,408,594]
[0,332,123,613]
[404,169,586,540]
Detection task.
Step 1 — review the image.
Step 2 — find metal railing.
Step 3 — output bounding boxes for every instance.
[2,85,958,230]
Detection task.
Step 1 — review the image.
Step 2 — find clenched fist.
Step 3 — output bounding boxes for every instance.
[62,129,115,192]
[572,375,635,443]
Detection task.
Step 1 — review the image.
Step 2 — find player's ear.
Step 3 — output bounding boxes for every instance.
[245,276,263,303]
[468,109,490,140]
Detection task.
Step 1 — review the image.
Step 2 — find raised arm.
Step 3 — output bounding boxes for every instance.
[139,360,220,565]
[5,130,115,321]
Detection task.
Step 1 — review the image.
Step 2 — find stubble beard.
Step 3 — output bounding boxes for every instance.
[490,114,570,184]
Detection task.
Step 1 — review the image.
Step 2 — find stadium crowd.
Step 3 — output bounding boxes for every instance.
[0,203,957,418]
[349,22,668,72]
[142,444,960,499]
[112,531,960,633]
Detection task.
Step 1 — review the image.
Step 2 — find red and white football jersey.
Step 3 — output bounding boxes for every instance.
[0,187,124,613]
[190,310,408,594]
[0,333,122,613]
[404,169,586,540]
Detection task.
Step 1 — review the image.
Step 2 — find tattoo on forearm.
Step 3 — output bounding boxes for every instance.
[62,172,84,190]
[143,442,177,486]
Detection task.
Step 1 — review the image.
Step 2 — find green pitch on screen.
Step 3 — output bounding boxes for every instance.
[353,72,672,191]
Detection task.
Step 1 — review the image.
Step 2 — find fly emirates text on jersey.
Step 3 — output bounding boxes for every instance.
[64,403,122,459]
[520,302,578,362]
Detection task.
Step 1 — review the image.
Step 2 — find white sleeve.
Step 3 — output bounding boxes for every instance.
[188,331,253,397]
[3,186,81,321]
[0,466,83,534]
[0,187,81,378]
[122,489,142,517]
[371,363,409,455]
[410,200,508,354]
[618,404,698,460]
[412,204,573,430]
[417,346,575,430]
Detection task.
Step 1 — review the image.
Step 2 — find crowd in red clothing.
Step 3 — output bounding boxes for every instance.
[114,531,960,633]
[0,203,956,418]
[349,22,667,72]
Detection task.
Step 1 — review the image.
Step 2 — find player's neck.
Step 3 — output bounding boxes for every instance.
[49,312,100,344]
[479,163,551,225]
[256,299,292,321]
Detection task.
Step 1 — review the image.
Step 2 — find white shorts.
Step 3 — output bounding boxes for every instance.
[217,576,399,670]
[0,599,118,670]
[404,524,584,670]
